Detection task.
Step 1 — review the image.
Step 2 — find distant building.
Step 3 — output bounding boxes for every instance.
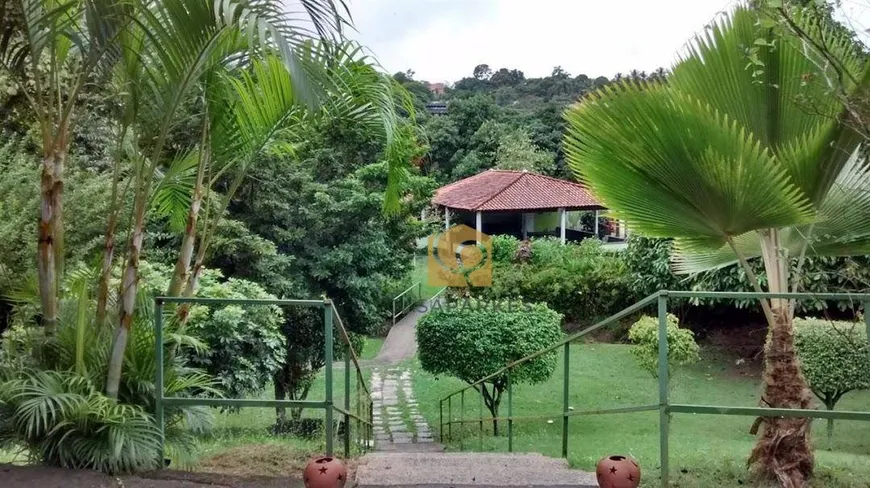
[425,101,448,116]
[425,82,446,95]
[432,169,624,245]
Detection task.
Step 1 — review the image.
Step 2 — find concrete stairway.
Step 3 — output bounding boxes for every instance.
[355,452,598,488]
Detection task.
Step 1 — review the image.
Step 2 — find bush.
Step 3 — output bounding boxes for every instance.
[417,299,563,434]
[623,235,680,299]
[139,261,285,400]
[0,284,217,473]
[0,371,161,473]
[794,318,870,445]
[490,234,521,263]
[478,238,631,323]
[628,314,699,379]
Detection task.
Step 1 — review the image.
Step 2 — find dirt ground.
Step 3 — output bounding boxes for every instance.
[1,464,307,488]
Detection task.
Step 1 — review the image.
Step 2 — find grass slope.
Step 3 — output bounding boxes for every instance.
[410,343,870,487]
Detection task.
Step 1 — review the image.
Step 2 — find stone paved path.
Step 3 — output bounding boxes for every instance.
[368,298,442,453]
[370,367,441,452]
[357,296,597,486]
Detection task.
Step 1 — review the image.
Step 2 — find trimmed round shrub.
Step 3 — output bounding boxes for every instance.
[795,318,870,444]
[416,299,563,434]
[628,313,699,379]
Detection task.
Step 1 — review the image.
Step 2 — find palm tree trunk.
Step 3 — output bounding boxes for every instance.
[167,132,208,298]
[37,150,64,337]
[105,188,147,398]
[96,210,118,327]
[748,230,814,488]
[96,133,130,327]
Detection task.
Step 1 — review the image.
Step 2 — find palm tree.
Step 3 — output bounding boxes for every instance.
[564,7,869,488]
[103,0,407,399]
[0,0,130,335]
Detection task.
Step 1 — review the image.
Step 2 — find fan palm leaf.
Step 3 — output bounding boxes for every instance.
[565,6,869,484]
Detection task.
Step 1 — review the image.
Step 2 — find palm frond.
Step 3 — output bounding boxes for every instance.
[671,6,864,205]
[151,150,199,232]
[806,147,870,255]
[565,81,813,249]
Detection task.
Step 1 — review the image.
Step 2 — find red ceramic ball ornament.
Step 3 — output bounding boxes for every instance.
[303,456,347,488]
[596,455,641,488]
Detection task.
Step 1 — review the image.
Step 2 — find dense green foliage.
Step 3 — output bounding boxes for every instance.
[0,137,115,288]
[0,0,423,473]
[628,314,700,379]
[624,236,870,311]
[416,299,563,432]
[139,262,285,400]
[476,237,631,323]
[0,278,217,472]
[401,66,663,183]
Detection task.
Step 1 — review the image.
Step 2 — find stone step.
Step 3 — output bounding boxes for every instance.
[355,452,598,488]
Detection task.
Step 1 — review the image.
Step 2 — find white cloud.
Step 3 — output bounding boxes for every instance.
[347,0,740,83]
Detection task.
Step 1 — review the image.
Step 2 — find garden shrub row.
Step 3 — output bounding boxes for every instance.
[475,235,870,324]
[476,236,632,323]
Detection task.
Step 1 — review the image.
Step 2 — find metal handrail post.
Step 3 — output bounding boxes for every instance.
[344,343,351,457]
[154,299,165,464]
[460,390,465,450]
[507,369,513,452]
[562,342,570,458]
[440,399,444,442]
[657,293,670,487]
[479,386,484,449]
[324,301,334,456]
[448,396,452,441]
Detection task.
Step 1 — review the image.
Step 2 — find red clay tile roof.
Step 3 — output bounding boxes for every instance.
[433,170,604,212]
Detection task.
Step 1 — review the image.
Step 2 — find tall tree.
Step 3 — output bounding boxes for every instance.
[564,7,868,487]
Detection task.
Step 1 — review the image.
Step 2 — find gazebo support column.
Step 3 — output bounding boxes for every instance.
[444,207,450,230]
[559,207,567,245]
[476,211,483,244]
[594,210,599,237]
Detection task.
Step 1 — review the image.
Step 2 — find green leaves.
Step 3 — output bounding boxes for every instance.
[417,299,563,386]
[0,370,161,473]
[628,313,700,379]
[794,317,870,405]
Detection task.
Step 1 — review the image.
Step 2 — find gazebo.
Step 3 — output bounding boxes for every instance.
[432,170,615,244]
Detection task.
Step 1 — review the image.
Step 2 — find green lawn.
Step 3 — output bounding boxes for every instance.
[180,361,374,471]
[410,343,870,487]
[412,254,444,300]
[360,337,384,360]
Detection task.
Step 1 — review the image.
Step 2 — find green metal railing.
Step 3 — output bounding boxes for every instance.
[392,281,423,327]
[391,282,448,327]
[438,290,870,487]
[154,296,373,461]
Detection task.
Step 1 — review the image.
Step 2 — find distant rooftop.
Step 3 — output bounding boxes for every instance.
[425,101,448,115]
[432,170,604,212]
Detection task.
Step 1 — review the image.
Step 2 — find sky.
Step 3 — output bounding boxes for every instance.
[347,0,870,84]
